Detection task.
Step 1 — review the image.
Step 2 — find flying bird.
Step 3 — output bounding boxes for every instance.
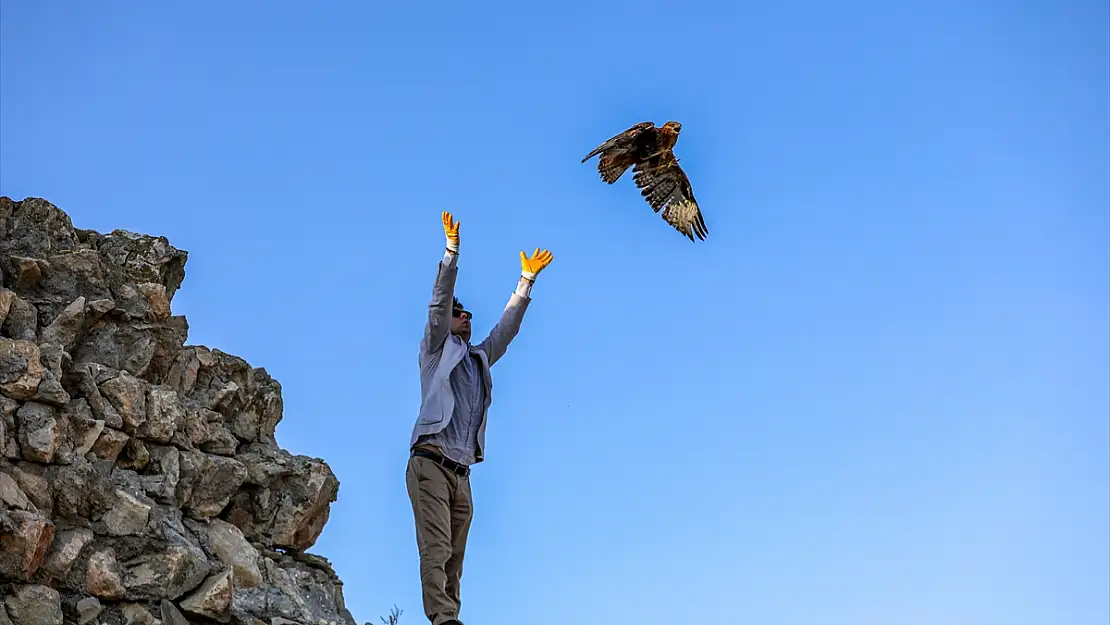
[581,120,708,242]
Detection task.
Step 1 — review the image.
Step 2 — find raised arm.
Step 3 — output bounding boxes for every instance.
[420,212,461,356]
[477,247,553,366]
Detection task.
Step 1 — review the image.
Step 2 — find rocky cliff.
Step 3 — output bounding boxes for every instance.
[0,197,359,625]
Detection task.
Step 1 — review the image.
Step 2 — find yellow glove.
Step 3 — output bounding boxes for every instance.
[519,248,553,281]
[442,211,460,252]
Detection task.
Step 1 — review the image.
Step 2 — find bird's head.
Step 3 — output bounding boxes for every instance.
[664,121,682,133]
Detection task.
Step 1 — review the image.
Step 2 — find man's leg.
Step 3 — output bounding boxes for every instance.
[444,474,473,612]
[406,456,459,624]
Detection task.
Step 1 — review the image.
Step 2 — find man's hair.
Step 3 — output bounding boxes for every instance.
[453,297,464,314]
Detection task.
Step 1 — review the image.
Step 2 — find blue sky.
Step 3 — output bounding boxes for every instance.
[2,1,1107,623]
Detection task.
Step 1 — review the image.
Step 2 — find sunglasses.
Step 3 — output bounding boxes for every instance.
[452,308,472,321]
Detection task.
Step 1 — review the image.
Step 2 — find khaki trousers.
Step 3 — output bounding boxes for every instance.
[406,454,474,625]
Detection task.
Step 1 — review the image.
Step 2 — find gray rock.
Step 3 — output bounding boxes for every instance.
[223,446,338,551]
[3,584,62,625]
[85,548,127,600]
[0,339,45,401]
[69,364,125,429]
[0,290,14,331]
[98,372,147,433]
[102,489,152,536]
[50,457,113,522]
[176,451,247,520]
[15,402,60,463]
[121,543,210,600]
[90,428,129,463]
[1,296,38,342]
[139,445,180,504]
[31,371,70,408]
[2,463,52,515]
[200,422,239,456]
[119,604,154,625]
[0,509,55,580]
[61,398,105,456]
[0,197,356,625]
[39,297,86,350]
[141,387,181,444]
[197,519,263,588]
[0,198,78,260]
[40,527,94,580]
[0,471,35,512]
[75,597,101,625]
[158,600,188,625]
[179,568,232,622]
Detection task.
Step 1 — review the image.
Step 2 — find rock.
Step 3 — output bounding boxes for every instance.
[93,229,187,301]
[101,489,152,536]
[199,519,263,588]
[224,447,338,551]
[180,568,232,622]
[40,527,94,580]
[116,437,150,472]
[176,451,247,520]
[3,584,62,625]
[0,471,35,511]
[31,370,70,408]
[39,297,86,350]
[34,250,111,315]
[85,548,127,600]
[0,509,55,580]
[1,398,18,459]
[90,428,129,463]
[50,458,113,522]
[85,299,115,319]
[11,257,44,289]
[15,402,60,463]
[137,284,171,321]
[158,600,188,625]
[75,597,101,625]
[62,399,105,456]
[0,291,14,329]
[179,407,209,448]
[141,387,181,444]
[200,422,239,456]
[139,445,180,504]
[1,296,38,342]
[0,339,45,400]
[99,372,147,433]
[3,463,52,514]
[0,197,357,625]
[119,604,155,625]
[0,197,78,260]
[163,349,200,395]
[121,544,210,600]
[70,365,124,429]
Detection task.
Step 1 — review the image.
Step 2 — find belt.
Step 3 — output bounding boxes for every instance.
[412,448,470,477]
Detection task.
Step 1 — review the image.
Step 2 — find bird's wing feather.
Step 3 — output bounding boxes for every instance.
[631,156,709,242]
[581,121,655,162]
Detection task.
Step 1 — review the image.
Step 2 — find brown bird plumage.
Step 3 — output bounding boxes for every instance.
[581,120,708,242]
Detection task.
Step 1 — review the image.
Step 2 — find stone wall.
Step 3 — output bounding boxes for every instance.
[0,197,358,625]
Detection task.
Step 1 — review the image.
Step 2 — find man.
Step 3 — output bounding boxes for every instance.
[407,211,553,625]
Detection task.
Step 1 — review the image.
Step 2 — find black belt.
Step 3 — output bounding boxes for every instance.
[412,448,470,477]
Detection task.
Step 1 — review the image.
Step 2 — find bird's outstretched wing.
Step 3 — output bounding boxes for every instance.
[580,121,656,183]
[632,154,708,242]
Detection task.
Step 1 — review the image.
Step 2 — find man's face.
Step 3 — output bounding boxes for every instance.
[451,306,472,342]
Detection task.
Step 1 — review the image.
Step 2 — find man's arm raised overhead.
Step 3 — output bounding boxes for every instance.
[420,211,461,357]
[477,247,553,367]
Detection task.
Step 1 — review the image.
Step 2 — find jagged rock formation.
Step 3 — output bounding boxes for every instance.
[0,197,357,625]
